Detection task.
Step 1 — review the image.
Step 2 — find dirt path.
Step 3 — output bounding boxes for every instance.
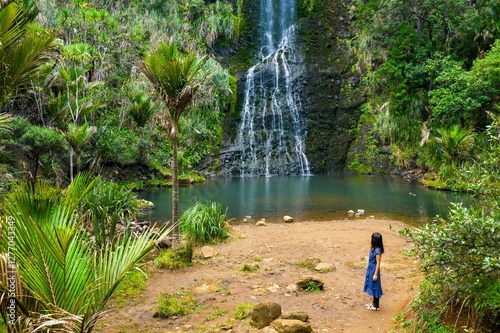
[98,219,419,333]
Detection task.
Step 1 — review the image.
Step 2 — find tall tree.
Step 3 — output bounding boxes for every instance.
[138,44,212,238]
[63,122,96,181]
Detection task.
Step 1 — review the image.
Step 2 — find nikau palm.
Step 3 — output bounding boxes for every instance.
[0,2,58,108]
[138,44,212,237]
[0,174,171,332]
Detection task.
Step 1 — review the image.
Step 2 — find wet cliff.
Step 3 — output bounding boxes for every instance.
[214,0,363,175]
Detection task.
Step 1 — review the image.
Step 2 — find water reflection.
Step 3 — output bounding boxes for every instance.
[139,175,470,226]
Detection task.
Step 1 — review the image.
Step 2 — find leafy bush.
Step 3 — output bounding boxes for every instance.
[94,126,140,165]
[179,200,229,245]
[403,203,500,331]
[82,179,138,248]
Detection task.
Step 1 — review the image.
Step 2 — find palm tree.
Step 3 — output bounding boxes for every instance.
[0,1,58,108]
[436,125,475,166]
[138,44,212,238]
[63,122,96,181]
[0,173,171,332]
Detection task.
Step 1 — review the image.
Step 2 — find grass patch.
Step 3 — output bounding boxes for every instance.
[295,257,321,271]
[207,307,227,320]
[232,302,254,320]
[305,281,322,293]
[155,245,193,270]
[179,200,230,245]
[112,268,149,307]
[239,263,259,272]
[155,291,200,318]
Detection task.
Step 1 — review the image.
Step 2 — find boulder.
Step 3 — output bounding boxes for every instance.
[283,215,294,222]
[281,311,309,322]
[314,262,336,272]
[270,319,312,333]
[201,246,216,259]
[347,210,355,215]
[137,199,155,210]
[357,209,365,215]
[255,220,267,227]
[250,302,282,329]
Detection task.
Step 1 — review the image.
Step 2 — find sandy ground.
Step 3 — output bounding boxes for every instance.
[98,218,420,333]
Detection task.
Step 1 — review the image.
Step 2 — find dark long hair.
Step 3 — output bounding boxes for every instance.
[371,232,384,254]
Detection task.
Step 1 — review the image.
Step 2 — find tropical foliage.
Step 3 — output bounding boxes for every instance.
[0,0,237,185]
[0,174,171,332]
[138,43,226,233]
[0,1,58,108]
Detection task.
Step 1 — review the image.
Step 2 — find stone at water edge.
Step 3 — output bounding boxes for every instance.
[347,210,355,215]
[283,215,294,222]
[137,199,155,210]
[255,220,267,227]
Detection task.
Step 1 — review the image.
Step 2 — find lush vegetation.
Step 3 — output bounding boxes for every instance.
[0,174,171,332]
[349,0,500,331]
[0,0,238,187]
[350,0,500,189]
[401,116,500,332]
[1,0,500,331]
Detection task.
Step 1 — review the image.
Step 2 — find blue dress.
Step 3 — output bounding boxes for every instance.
[363,247,383,298]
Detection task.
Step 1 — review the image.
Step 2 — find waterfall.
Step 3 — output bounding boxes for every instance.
[233,0,310,177]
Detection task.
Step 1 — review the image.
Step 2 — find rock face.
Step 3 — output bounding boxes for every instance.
[250,302,282,329]
[298,0,364,173]
[213,0,363,176]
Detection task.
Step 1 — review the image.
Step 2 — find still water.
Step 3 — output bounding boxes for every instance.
[139,175,471,225]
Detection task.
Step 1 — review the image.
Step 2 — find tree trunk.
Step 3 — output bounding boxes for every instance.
[70,148,74,181]
[171,137,179,240]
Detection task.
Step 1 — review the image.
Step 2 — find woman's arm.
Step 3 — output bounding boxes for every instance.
[373,253,381,281]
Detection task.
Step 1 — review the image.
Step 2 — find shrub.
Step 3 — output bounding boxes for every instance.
[403,203,500,331]
[95,126,140,165]
[179,200,229,245]
[82,179,138,248]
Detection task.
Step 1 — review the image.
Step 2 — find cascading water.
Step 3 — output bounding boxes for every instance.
[233,0,311,177]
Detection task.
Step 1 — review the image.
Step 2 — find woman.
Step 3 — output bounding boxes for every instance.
[363,232,384,311]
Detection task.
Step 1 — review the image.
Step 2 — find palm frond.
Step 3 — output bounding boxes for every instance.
[1,174,172,332]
